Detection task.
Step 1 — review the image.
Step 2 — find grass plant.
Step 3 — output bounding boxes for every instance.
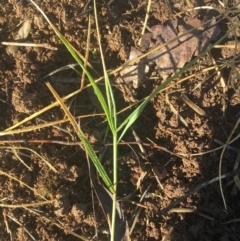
[3,0,239,240]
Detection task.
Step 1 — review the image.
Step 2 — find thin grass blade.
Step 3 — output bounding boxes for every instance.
[46,82,114,193]
[28,0,115,133]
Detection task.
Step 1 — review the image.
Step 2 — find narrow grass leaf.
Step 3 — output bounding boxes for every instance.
[46,82,114,193]
[93,1,118,239]
[93,0,117,130]
[28,0,115,133]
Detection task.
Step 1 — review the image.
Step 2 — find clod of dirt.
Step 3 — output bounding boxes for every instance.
[108,6,121,22]
[53,187,71,217]
[54,198,71,217]
[11,86,40,114]
[152,165,168,180]
[71,203,87,222]
[20,172,32,185]
[60,165,82,182]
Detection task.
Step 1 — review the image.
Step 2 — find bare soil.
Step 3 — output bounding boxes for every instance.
[0,0,240,240]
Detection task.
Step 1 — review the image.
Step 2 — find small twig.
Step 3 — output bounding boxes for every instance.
[140,20,152,32]
[107,0,114,5]
[86,153,99,239]
[214,44,240,49]
[231,152,240,195]
[7,214,36,240]
[0,146,57,173]
[132,129,147,156]
[3,209,13,241]
[217,0,225,7]
[166,93,189,128]
[133,132,165,190]
[162,226,174,241]
[0,112,102,137]
[219,117,240,210]
[138,0,152,46]
[181,94,207,117]
[81,14,91,89]
[130,184,151,235]
[233,151,240,171]
[214,139,239,152]
[210,53,227,117]
[40,63,81,80]
[0,169,47,200]
[1,41,58,50]
[222,217,240,224]
[24,207,89,240]
[0,200,54,208]
[0,138,184,159]
[10,147,32,171]
[169,208,215,221]
[160,168,239,215]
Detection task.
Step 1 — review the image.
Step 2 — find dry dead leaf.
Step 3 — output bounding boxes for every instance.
[7,19,31,55]
[119,47,149,88]
[14,19,32,40]
[141,17,220,80]
[120,17,220,88]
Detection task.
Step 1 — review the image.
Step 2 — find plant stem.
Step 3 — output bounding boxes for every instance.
[111,132,118,241]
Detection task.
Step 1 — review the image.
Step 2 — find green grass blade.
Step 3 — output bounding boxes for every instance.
[28,0,115,133]
[29,0,116,193]
[46,82,114,193]
[92,1,118,239]
[93,0,117,131]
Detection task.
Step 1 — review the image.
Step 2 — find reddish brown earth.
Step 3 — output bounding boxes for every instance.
[0,0,240,240]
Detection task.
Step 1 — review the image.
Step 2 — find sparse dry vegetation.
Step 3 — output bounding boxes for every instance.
[0,0,240,240]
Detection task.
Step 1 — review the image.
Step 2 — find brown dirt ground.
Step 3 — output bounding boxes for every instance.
[0,0,240,240]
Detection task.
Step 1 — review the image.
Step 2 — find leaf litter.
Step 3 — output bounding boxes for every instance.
[6,19,31,55]
[120,16,220,86]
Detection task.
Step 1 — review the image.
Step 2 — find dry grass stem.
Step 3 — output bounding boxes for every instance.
[1,41,57,50]
[0,169,47,200]
[166,93,188,128]
[138,0,152,46]
[3,209,13,241]
[181,94,207,117]
[25,207,89,241]
[7,214,36,240]
[210,53,227,117]
[81,14,91,89]
[0,200,54,208]
[219,117,240,210]
[0,113,103,136]
[129,185,151,235]
[10,147,32,171]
